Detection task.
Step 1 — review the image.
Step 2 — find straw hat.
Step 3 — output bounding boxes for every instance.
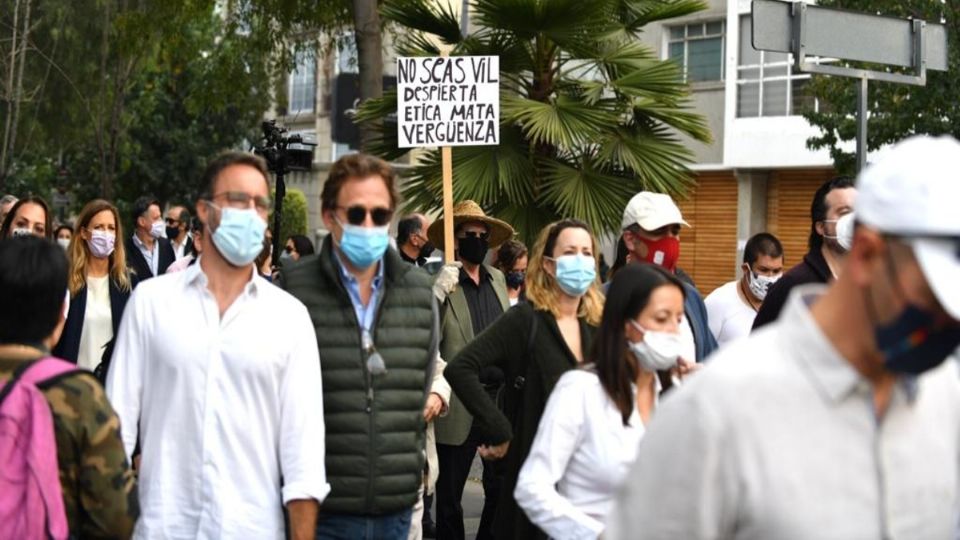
[427,200,515,251]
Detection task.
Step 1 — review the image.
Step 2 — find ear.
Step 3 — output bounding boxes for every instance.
[321,208,336,233]
[814,220,825,236]
[622,231,636,251]
[846,228,884,287]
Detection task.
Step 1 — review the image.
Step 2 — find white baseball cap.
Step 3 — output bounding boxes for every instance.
[855,135,960,319]
[621,192,690,231]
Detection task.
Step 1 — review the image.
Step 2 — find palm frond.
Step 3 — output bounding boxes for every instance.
[502,94,619,149]
[632,96,712,142]
[538,154,640,235]
[617,0,709,33]
[381,0,463,45]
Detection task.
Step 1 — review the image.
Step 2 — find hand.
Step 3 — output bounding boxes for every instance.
[433,262,462,302]
[672,358,701,381]
[423,392,444,422]
[478,440,510,460]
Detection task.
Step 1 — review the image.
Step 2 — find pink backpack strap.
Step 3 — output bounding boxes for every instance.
[17,357,81,387]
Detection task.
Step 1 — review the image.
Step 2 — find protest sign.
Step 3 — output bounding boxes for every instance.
[397,56,500,148]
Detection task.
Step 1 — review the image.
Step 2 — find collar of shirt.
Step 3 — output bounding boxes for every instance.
[333,249,384,332]
[183,256,261,299]
[459,264,491,286]
[132,233,152,252]
[780,284,917,404]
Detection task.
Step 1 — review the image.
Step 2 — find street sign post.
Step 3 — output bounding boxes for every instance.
[397,54,500,262]
[752,0,949,171]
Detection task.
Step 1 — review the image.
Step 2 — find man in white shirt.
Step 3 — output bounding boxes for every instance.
[607,135,960,539]
[106,152,329,540]
[705,232,784,346]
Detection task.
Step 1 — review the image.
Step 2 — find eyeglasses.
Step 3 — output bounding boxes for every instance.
[209,191,272,213]
[362,331,386,376]
[338,206,394,227]
[457,230,489,241]
[164,218,180,226]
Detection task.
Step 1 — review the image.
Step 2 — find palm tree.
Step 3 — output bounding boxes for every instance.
[356,0,711,245]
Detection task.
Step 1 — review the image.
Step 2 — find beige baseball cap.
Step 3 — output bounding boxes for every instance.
[855,135,960,320]
[621,192,690,231]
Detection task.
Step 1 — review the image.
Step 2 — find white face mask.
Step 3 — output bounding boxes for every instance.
[150,220,166,239]
[747,270,781,301]
[822,212,855,252]
[627,320,682,371]
[57,238,71,250]
[11,227,32,238]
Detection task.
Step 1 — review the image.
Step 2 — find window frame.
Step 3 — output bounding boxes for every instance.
[666,20,726,84]
[288,49,317,115]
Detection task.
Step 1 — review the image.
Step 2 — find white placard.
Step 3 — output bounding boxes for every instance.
[396,56,499,148]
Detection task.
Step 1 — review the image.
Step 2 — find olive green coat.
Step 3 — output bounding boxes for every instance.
[433,265,509,446]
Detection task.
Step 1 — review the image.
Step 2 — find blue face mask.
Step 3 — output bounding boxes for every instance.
[551,254,596,297]
[337,219,389,269]
[209,205,267,267]
[875,304,960,375]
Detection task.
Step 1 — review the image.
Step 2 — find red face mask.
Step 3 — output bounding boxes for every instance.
[637,236,680,272]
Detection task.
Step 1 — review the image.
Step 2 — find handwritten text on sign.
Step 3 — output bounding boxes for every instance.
[397,56,499,148]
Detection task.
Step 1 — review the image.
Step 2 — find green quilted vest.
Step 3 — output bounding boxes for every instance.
[279,237,438,515]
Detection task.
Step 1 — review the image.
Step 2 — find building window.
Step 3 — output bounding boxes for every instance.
[288,49,316,114]
[336,34,358,75]
[736,15,827,118]
[667,20,725,83]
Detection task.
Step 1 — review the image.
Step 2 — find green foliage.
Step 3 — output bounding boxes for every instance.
[804,1,960,175]
[270,188,309,244]
[358,0,711,244]
[1,0,347,207]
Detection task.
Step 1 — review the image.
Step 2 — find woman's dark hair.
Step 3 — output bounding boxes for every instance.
[1,196,52,239]
[288,234,315,256]
[588,263,686,425]
[494,239,528,273]
[0,236,68,345]
[54,224,73,238]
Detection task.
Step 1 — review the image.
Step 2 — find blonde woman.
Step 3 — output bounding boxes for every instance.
[53,200,134,371]
[445,219,604,540]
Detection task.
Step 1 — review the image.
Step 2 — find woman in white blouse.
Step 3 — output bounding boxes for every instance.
[53,200,134,372]
[514,263,695,539]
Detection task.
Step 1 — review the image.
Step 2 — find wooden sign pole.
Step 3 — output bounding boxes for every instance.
[440,49,455,264]
[441,146,454,263]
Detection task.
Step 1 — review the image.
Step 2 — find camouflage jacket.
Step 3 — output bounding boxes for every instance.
[0,358,139,539]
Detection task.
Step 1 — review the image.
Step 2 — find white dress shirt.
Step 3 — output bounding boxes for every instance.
[515,369,655,539]
[106,261,330,539]
[607,284,960,540]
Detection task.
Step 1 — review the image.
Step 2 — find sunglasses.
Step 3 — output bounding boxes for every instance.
[457,230,490,241]
[165,218,180,226]
[337,205,394,227]
[362,330,387,376]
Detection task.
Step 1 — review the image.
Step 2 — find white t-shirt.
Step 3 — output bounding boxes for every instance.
[77,275,113,371]
[704,280,757,347]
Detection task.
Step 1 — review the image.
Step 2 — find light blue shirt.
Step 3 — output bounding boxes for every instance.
[132,233,160,276]
[333,251,384,334]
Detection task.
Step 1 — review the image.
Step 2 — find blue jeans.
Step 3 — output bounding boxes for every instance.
[316,508,413,540]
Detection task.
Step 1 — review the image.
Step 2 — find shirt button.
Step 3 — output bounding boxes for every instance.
[365,406,372,413]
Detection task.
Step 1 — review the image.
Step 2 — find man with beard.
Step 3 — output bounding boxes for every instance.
[752,176,857,329]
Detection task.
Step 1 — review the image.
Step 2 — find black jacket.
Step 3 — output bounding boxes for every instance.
[444,302,596,540]
[124,236,175,283]
[752,247,831,330]
[53,277,133,364]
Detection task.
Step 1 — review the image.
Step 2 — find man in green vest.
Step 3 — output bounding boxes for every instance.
[426,201,513,540]
[278,153,440,539]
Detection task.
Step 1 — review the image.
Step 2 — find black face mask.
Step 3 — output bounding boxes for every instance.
[458,236,488,265]
[875,304,960,375]
[166,225,181,239]
[419,240,435,259]
[505,270,525,289]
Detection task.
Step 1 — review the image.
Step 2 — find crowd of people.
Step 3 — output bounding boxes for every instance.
[1,134,959,540]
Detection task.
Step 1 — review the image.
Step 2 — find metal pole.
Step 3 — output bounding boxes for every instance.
[460,0,469,36]
[856,77,868,173]
[271,170,285,269]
